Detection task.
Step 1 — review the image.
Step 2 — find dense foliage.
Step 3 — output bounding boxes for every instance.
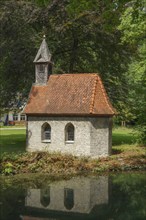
[0,0,145,144]
[118,0,146,144]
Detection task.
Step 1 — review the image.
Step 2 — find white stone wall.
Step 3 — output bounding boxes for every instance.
[27,116,112,157]
[90,117,112,157]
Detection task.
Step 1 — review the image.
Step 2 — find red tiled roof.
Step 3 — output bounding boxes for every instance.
[24,73,116,116]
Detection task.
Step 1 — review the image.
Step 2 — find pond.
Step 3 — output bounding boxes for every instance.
[0,172,146,220]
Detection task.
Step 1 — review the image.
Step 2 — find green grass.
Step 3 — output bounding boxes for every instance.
[112,127,137,146]
[0,129,26,154]
[0,125,25,128]
[0,126,137,155]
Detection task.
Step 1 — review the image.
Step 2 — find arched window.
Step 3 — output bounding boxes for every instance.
[65,123,75,142]
[64,188,74,210]
[42,123,51,142]
[40,188,50,207]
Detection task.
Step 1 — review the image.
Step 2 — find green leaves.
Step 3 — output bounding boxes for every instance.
[118,0,146,144]
[66,0,98,19]
[118,0,146,44]
[2,162,14,175]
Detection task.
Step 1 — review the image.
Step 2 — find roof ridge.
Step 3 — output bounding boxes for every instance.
[89,76,98,114]
[97,76,115,114]
[51,73,98,76]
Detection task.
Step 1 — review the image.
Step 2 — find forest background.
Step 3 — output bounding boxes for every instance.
[0,0,145,144]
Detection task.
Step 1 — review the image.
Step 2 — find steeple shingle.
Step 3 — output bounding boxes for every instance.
[34,36,51,63]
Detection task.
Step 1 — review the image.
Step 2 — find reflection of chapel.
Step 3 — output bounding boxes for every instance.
[24,36,116,158]
[22,176,109,219]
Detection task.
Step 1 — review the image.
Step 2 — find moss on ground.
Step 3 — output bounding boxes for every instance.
[0,147,145,176]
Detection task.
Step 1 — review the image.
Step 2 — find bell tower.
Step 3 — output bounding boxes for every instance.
[33,35,52,85]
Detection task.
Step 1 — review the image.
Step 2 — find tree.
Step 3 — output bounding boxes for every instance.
[37,0,132,109]
[0,0,133,119]
[0,0,42,110]
[118,0,146,144]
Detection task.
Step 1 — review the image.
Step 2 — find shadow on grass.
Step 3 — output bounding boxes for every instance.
[112,148,123,155]
[112,128,137,155]
[0,134,26,154]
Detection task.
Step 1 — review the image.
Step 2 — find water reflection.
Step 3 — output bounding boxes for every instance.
[0,173,146,220]
[40,188,50,207]
[64,188,74,210]
[24,176,108,216]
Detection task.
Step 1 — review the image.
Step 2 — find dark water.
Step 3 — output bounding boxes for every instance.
[0,172,146,220]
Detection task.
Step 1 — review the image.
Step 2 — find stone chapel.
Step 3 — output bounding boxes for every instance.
[24,36,116,158]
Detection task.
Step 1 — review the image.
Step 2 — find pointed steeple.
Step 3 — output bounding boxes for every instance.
[34,36,53,85]
[34,35,52,63]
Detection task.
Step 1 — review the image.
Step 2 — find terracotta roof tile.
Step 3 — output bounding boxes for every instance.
[24,73,116,116]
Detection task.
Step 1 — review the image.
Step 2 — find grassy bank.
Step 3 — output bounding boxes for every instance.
[0,127,145,175]
[0,128,26,154]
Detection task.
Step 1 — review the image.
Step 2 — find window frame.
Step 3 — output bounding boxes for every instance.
[42,123,51,143]
[13,114,18,121]
[20,114,26,121]
[65,123,75,144]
